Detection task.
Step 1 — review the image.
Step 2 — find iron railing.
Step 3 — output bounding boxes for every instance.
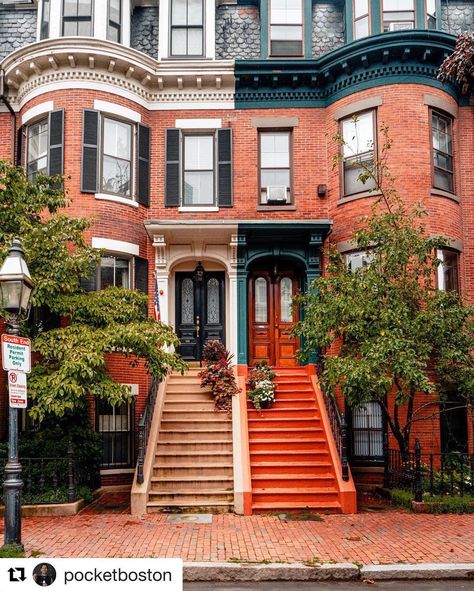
[385,438,474,501]
[0,444,99,505]
[136,376,159,484]
[322,391,349,481]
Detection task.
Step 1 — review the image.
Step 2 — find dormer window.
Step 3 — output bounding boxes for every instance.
[382,0,415,31]
[270,0,303,57]
[62,0,93,36]
[170,0,204,56]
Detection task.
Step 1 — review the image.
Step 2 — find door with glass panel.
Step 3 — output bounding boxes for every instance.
[175,272,225,360]
[249,270,299,366]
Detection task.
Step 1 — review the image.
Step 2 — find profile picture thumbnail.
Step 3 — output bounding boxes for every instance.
[33,563,56,587]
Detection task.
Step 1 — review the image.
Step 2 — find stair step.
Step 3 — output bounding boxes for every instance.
[156,452,232,464]
[247,409,319,418]
[161,420,231,430]
[157,441,232,452]
[148,491,233,503]
[249,438,327,451]
[151,475,233,483]
[252,474,335,487]
[162,410,225,420]
[251,501,341,511]
[250,450,329,462]
[251,462,332,475]
[160,429,232,441]
[248,428,324,439]
[247,418,321,429]
[253,487,338,494]
[147,500,233,508]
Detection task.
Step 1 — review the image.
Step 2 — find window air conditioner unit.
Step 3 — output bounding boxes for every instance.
[389,21,414,31]
[266,186,288,203]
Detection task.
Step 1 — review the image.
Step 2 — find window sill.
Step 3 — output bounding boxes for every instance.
[431,188,460,203]
[337,190,382,206]
[256,204,296,211]
[178,206,219,212]
[95,193,139,208]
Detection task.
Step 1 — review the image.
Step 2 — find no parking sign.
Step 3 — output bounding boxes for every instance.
[8,370,27,409]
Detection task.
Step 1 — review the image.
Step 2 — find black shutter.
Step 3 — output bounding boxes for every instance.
[165,128,180,207]
[135,257,148,294]
[81,109,100,193]
[16,125,24,167]
[48,109,64,181]
[217,128,233,207]
[137,123,150,207]
[80,265,97,292]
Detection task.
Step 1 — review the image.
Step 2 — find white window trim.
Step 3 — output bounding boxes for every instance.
[92,237,139,257]
[94,100,141,123]
[175,118,222,129]
[178,206,219,212]
[22,101,54,126]
[437,249,446,291]
[158,0,215,59]
[37,0,131,45]
[95,193,139,208]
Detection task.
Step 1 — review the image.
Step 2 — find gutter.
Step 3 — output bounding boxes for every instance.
[0,69,16,162]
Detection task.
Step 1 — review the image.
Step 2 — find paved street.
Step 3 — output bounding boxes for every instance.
[185,584,474,591]
[4,509,473,564]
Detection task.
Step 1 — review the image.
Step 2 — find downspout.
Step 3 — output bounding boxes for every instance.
[0,69,17,163]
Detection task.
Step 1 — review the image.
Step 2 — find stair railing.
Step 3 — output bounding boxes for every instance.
[322,391,349,481]
[137,376,159,485]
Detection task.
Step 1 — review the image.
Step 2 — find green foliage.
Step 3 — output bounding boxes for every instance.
[388,488,413,509]
[0,545,25,558]
[247,361,277,411]
[296,128,474,456]
[389,489,474,513]
[199,341,239,411]
[0,162,186,420]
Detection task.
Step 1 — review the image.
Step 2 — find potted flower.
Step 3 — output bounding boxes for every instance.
[247,361,277,411]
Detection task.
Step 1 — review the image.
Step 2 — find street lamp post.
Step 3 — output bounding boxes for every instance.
[0,239,34,548]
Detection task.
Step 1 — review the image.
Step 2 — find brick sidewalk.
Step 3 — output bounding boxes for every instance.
[4,510,473,564]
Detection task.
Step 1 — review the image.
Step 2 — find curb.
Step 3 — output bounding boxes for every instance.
[183,562,474,582]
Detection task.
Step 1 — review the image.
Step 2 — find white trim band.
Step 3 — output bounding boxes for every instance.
[175,118,222,129]
[94,99,142,123]
[178,206,219,212]
[92,237,140,257]
[95,192,139,208]
[22,101,54,125]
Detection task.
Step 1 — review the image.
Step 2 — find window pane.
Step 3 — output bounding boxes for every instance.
[434,169,454,193]
[271,40,303,56]
[188,0,203,25]
[280,277,293,322]
[344,157,376,195]
[354,16,369,39]
[78,0,92,17]
[255,277,268,323]
[271,0,302,24]
[354,0,368,18]
[108,24,120,42]
[181,278,194,324]
[261,169,290,187]
[346,251,373,272]
[383,0,414,9]
[64,0,77,17]
[183,171,214,204]
[109,0,121,22]
[102,156,131,196]
[342,112,374,157]
[187,28,203,55]
[383,11,414,20]
[115,258,130,289]
[63,20,77,35]
[261,133,290,168]
[207,278,220,324]
[103,118,132,160]
[172,0,187,25]
[100,257,115,289]
[77,19,92,36]
[171,28,187,55]
[271,25,302,41]
[28,120,48,162]
[185,136,213,170]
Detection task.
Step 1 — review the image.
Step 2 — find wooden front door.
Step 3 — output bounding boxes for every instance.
[249,270,300,367]
[176,271,225,361]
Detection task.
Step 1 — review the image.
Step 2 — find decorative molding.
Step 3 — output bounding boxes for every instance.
[423,93,458,118]
[91,237,140,256]
[153,235,168,269]
[94,99,142,122]
[22,100,54,124]
[95,193,139,207]
[175,118,222,129]
[333,96,383,120]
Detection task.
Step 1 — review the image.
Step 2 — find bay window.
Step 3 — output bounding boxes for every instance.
[183,135,214,205]
[98,255,131,290]
[170,0,204,57]
[62,0,93,36]
[353,0,370,40]
[101,117,133,198]
[270,0,303,57]
[341,110,376,197]
[432,111,454,194]
[382,0,415,31]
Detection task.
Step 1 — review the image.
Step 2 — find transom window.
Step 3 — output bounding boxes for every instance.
[270,0,303,57]
[382,0,415,31]
[259,131,291,204]
[341,111,376,196]
[170,0,204,56]
[101,117,133,198]
[432,111,454,193]
[107,0,122,42]
[437,249,459,293]
[353,0,370,40]
[27,119,48,181]
[62,0,93,36]
[98,255,131,290]
[183,135,215,205]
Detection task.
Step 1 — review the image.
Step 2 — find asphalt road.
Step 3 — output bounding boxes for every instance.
[185,582,474,591]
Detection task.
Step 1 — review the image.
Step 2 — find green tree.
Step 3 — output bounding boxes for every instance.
[296,129,474,459]
[0,161,185,421]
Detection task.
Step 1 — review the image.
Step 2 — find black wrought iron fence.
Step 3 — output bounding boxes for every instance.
[1,444,99,505]
[385,438,474,501]
[322,391,349,481]
[136,376,159,484]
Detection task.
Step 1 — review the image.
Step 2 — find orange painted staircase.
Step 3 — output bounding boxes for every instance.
[247,367,357,514]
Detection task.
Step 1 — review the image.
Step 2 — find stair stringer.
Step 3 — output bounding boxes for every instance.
[308,370,357,514]
[131,375,169,515]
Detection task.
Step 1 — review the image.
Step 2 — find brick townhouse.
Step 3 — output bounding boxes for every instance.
[0,0,473,514]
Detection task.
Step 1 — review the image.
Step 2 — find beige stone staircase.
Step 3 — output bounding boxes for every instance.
[146,367,234,513]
